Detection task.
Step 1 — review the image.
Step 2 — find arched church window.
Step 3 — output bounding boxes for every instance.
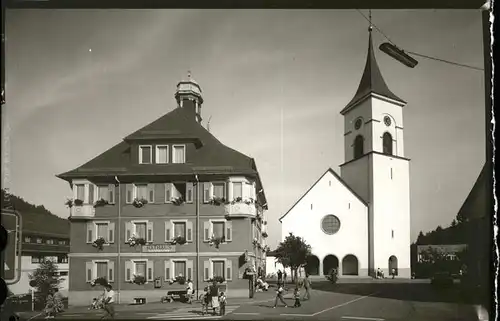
[383,132,393,155]
[354,135,364,159]
[321,215,341,235]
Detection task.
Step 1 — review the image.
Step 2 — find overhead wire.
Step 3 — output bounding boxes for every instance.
[356,9,484,71]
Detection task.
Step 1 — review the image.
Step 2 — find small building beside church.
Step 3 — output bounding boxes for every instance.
[57,75,269,306]
[279,28,412,279]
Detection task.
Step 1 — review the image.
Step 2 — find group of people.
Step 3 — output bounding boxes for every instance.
[201,280,227,316]
[273,273,312,309]
[88,284,116,319]
[375,268,397,279]
[43,288,65,319]
[276,269,288,284]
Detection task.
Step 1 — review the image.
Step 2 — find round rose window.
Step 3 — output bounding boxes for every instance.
[321,215,341,235]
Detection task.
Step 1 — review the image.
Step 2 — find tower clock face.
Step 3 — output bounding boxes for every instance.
[384,116,392,126]
[354,119,362,130]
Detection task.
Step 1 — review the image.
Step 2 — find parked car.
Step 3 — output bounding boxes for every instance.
[431,271,454,287]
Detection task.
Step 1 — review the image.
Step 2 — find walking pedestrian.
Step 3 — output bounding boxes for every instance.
[186,279,194,304]
[209,280,220,315]
[391,268,396,279]
[272,283,288,308]
[301,274,312,301]
[293,287,301,308]
[277,269,283,283]
[219,292,227,316]
[100,284,116,320]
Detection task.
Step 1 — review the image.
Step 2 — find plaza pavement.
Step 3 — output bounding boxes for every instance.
[15,280,482,321]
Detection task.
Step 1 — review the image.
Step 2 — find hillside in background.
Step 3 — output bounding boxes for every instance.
[1,189,69,236]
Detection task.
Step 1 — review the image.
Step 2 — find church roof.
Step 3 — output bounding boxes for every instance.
[340,31,406,115]
[278,168,368,223]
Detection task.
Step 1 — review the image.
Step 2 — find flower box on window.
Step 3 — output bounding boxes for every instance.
[127,235,147,247]
[169,275,186,285]
[90,277,109,287]
[209,235,225,249]
[209,276,226,284]
[262,231,268,238]
[131,275,146,285]
[252,238,258,247]
[171,197,184,206]
[65,199,74,208]
[92,237,106,251]
[209,197,226,206]
[170,236,187,245]
[133,198,148,208]
[74,199,84,206]
[94,198,109,208]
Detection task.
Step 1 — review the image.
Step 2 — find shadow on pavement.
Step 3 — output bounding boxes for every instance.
[311,281,484,305]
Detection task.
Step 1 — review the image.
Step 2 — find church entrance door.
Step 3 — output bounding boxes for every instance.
[305,255,320,276]
[323,255,339,275]
[342,254,359,276]
[388,256,398,275]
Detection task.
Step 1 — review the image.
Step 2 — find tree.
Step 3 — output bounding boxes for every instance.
[416,231,425,244]
[450,219,457,228]
[274,233,312,283]
[29,260,64,303]
[456,210,468,225]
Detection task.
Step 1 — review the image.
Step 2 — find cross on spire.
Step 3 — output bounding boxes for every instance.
[187,70,192,79]
[368,9,373,32]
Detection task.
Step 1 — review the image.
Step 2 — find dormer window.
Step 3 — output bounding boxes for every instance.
[139,145,153,164]
[172,145,186,164]
[156,145,169,164]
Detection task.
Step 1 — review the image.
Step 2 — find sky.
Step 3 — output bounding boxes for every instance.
[2,9,486,250]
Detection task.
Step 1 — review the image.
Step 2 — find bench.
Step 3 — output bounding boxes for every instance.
[161,290,189,303]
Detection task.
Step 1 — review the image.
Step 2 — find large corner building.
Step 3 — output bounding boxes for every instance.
[57,75,269,305]
[279,29,412,278]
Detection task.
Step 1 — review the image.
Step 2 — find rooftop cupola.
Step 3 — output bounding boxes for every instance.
[175,71,203,123]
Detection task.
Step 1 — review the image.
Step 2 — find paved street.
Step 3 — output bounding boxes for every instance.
[17,282,481,321]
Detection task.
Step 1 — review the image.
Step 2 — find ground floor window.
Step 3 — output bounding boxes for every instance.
[212,260,225,278]
[96,262,108,279]
[174,261,186,278]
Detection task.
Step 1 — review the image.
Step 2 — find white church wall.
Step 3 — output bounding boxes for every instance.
[340,157,371,203]
[281,170,369,277]
[343,99,373,162]
[371,98,405,157]
[371,154,411,278]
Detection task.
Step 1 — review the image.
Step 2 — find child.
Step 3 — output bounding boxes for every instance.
[201,287,210,316]
[272,283,288,308]
[89,298,98,310]
[293,287,301,307]
[219,292,227,316]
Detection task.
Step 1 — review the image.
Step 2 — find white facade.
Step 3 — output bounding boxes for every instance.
[279,34,411,278]
[280,170,369,277]
[8,255,69,296]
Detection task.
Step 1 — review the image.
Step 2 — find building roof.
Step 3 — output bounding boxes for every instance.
[278,168,368,223]
[57,103,268,206]
[340,31,406,115]
[457,163,488,220]
[416,244,468,253]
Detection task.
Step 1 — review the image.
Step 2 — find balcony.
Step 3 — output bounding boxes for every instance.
[224,202,256,218]
[70,205,95,218]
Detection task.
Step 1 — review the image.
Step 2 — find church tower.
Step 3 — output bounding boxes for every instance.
[339,26,411,278]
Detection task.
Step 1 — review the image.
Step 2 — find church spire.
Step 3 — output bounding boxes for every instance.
[341,15,405,114]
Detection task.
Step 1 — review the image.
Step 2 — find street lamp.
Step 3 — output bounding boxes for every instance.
[379,43,418,68]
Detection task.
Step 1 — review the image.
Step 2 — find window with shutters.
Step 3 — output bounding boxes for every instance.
[135,184,148,200]
[174,261,186,278]
[139,145,153,164]
[76,184,85,202]
[204,220,232,242]
[155,145,169,164]
[134,222,147,239]
[97,185,115,204]
[165,183,190,203]
[173,222,186,238]
[134,261,147,277]
[232,182,243,200]
[172,145,186,164]
[89,221,115,244]
[96,262,108,279]
[213,183,225,199]
[212,260,225,279]
[96,223,109,241]
[212,222,225,239]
